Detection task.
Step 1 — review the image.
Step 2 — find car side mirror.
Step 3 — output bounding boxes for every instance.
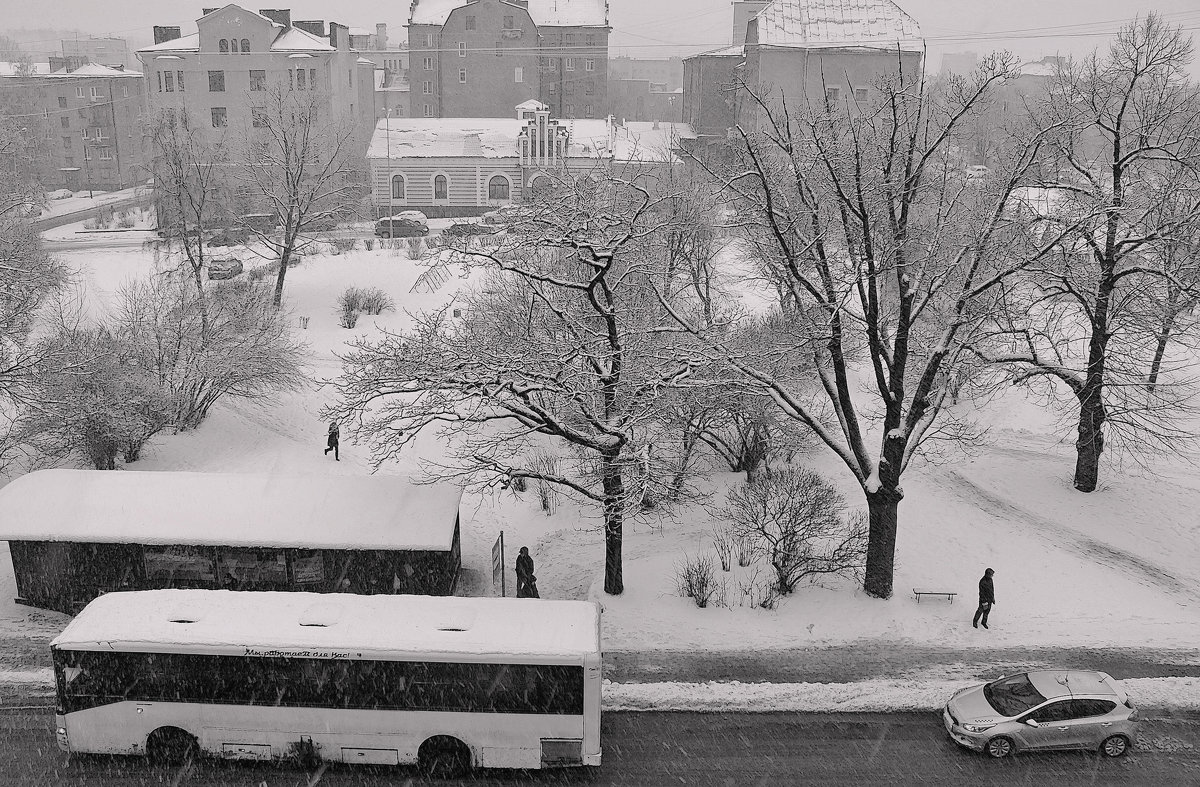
[1024,719,1040,728]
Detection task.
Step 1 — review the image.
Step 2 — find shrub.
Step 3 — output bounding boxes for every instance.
[83,218,98,230]
[356,287,395,316]
[675,553,719,608]
[526,449,560,514]
[338,287,363,313]
[712,527,733,572]
[339,306,360,329]
[364,239,375,251]
[405,237,423,256]
[720,467,868,595]
[332,238,356,254]
[116,214,135,229]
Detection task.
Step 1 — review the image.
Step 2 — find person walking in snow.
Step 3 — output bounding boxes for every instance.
[973,567,996,629]
[515,546,539,598]
[324,421,340,461]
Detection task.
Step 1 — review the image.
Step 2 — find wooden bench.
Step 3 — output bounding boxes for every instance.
[913,589,957,604]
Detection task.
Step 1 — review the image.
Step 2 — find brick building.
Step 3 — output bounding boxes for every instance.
[407,0,609,120]
[0,62,147,191]
[137,5,377,155]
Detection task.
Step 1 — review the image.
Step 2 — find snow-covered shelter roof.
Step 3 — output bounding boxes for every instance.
[368,117,615,159]
[0,470,462,551]
[753,0,923,52]
[52,590,602,661]
[410,0,609,27]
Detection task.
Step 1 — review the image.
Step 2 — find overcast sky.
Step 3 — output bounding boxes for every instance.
[6,0,1200,75]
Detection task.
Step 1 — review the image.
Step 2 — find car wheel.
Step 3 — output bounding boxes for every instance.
[418,736,471,778]
[1100,734,1130,757]
[379,231,391,239]
[985,736,1014,758]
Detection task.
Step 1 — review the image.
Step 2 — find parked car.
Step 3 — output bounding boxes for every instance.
[47,189,74,200]
[303,215,340,232]
[207,258,244,280]
[442,221,491,238]
[482,205,536,226]
[943,670,1138,759]
[965,165,990,180]
[374,213,429,238]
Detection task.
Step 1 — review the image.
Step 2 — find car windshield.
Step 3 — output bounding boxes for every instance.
[983,674,1048,717]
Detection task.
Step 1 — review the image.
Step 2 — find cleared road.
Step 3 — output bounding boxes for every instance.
[1,708,1197,786]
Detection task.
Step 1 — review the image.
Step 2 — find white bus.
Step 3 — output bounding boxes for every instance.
[52,590,602,775]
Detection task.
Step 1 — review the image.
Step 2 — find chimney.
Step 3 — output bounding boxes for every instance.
[328,22,348,50]
[259,9,292,28]
[375,23,388,49]
[294,20,326,37]
[153,26,182,45]
[202,7,218,14]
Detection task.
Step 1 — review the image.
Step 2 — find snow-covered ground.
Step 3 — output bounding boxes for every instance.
[2,238,1198,710]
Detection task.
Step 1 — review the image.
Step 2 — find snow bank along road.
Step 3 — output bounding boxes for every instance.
[0,708,1197,786]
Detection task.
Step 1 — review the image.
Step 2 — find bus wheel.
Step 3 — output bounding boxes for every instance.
[146,727,197,766]
[418,736,471,778]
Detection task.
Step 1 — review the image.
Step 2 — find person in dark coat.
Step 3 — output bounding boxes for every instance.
[973,568,996,629]
[324,421,340,461]
[515,546,539,598]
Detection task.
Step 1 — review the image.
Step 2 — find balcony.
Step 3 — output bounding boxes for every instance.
[500,28,523,40]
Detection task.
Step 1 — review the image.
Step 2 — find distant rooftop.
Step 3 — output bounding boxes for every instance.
[409,0,608,27]
[753,0,923,52]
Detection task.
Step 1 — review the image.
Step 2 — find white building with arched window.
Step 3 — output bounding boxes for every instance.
[367,100,695,217]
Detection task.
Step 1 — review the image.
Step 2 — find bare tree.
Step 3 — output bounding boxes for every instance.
[720,468,868,594]
[330,169,721,595]
[980,16,1200,491]
[237,84,359,307]
[660,53,1069,598]
[144,107,234,337]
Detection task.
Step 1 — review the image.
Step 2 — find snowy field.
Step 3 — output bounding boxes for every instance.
[2,225,1199,709]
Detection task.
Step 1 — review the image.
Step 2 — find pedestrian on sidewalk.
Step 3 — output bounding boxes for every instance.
[324,421,340,461]
[515,546,540,598]
[973,568,995,629]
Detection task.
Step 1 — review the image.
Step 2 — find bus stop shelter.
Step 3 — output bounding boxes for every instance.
[0,470,462,613]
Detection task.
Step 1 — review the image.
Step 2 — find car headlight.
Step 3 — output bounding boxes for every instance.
[962,723,996,733]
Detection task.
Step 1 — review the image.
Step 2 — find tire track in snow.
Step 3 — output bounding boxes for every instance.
[941,469,1200,604]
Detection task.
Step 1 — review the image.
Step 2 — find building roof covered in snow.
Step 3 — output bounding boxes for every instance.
[0,469,462,551]
[409,0,609,27]
[53,589,603,660]
[753,0,923,52]
[369,117,611,159]
[44,63,143,78]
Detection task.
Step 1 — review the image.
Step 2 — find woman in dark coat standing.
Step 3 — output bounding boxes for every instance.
[973,568,995,629]
[324,421,340,461]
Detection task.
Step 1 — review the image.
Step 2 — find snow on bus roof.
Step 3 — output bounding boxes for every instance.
[0,469,461,551]
[52,590,602,661]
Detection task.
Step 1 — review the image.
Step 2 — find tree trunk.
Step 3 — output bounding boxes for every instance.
[1146,309,1176,394]
[273,246,290,307]
[601,450,624,595]
[1073,383,1106,492]
[863,486,903,599]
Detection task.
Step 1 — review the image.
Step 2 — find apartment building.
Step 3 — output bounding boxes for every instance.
[407,0,609,120]
[0,62,147,191]
[137,5,376,155]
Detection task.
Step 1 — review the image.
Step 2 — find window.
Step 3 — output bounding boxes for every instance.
[585,58,594,72]
[58,96,67,108]
[855,88,868,101]
[251,107,267,127]
[458,69,466,83]
[97,147,113,161]
[488,175,510,201]
[514,66,523,83]
[164,71,174,92]
[208,70,225,92]
[586,33,596,47]
[177,71,185,91]
[1071,699,1117,718]
[565,103,574,115]
[584,80,594,95]
[83,147,91,160]
[240,38,250,53]
[825,86,840,103]
[230,39,239,53]
[465,15,476,30]
[296,69,306,90]
[433,174,448,200]
[211,107,227,127]
[548,83,557,95]
[90,86,102,101]
[75,86,84,98]
[62,136,72,149]
[216,548,287,589]
[250,70,265,91]
[1027,701,1074,724]
[423,104,434,117]
[156,72,162,92]
[391,174,405,200]
[311,68,317,89]
[61,117,70,129]
[426,33,435,47]
[564,33,575,46]
[565,58,575,71]
[219,39,229,53]
[122,85,129,98]
[64,156,73,166]
[503,15,514,29]
[422,80,432,95]
[584,104,593,117]
[549,58,557,71]
[91,126,105,140]
[458,42,466,57]
[494,42,502,57]
[423,56,434,70]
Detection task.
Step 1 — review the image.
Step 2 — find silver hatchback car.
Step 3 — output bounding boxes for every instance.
[944,670,1139,759]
